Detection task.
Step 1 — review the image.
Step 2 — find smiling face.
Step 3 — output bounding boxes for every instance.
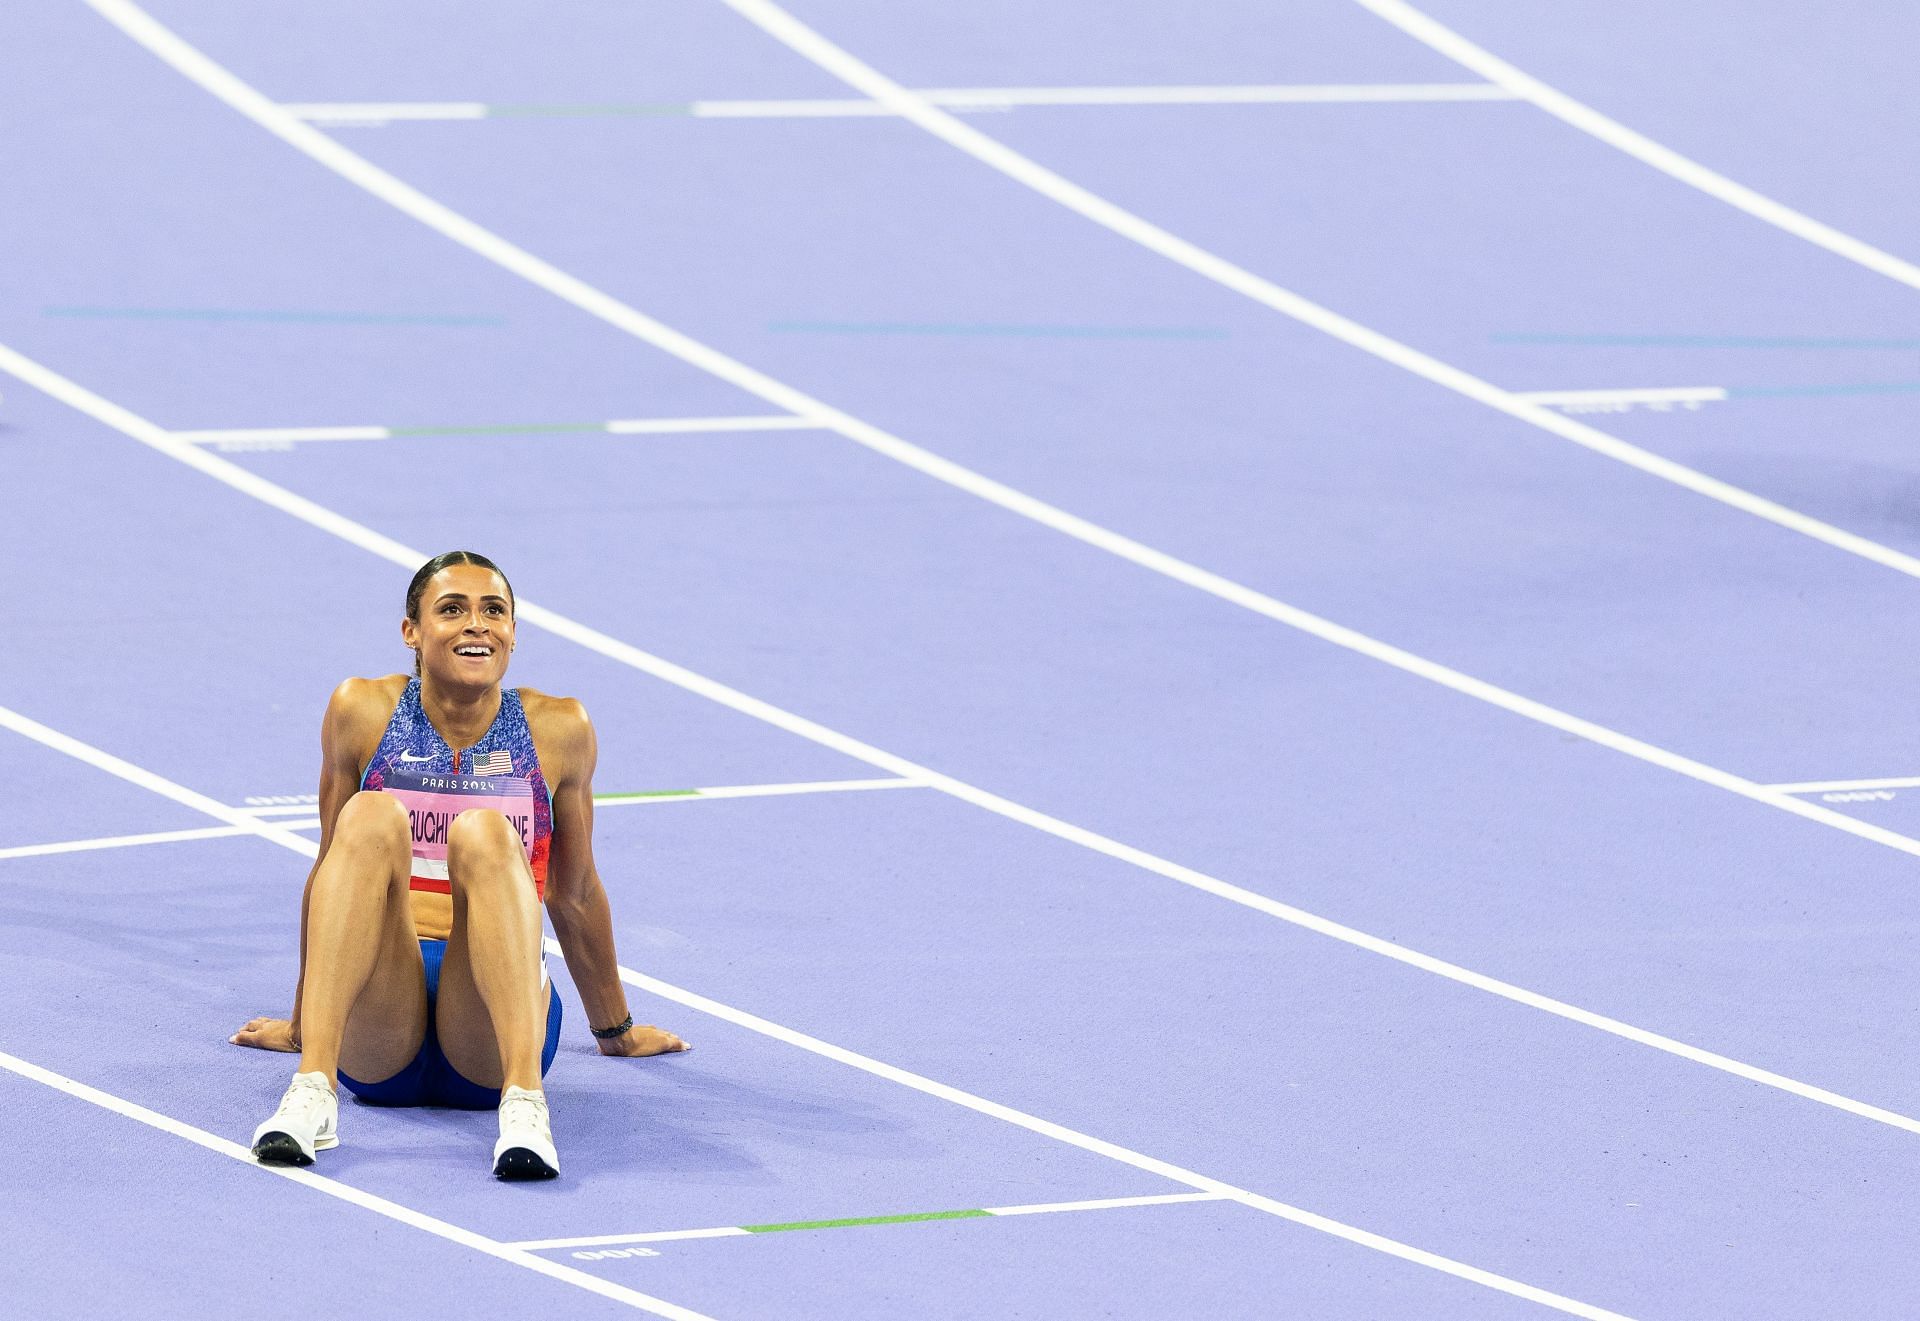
[401,562,516,690]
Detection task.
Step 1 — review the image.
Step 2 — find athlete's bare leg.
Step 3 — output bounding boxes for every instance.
[436,809,546,1095]
[297,791,427,1086]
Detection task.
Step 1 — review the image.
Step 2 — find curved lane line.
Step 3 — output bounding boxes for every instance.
[0,708,1632,1321]
[9,343,1920,1153]
[1352,0,1920,293]
[707,0,1920,580]
[86,0,1920,596]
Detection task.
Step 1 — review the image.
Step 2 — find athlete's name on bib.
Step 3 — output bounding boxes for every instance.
[408,805,534,850]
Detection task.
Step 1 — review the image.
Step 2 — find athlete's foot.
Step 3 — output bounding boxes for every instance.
[251,1071,339,1165]
[493,1085,559,1180]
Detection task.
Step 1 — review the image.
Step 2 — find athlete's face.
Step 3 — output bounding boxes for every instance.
[403,564,516,688]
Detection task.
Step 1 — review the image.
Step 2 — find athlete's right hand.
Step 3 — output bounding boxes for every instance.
[230,1017,299,1052]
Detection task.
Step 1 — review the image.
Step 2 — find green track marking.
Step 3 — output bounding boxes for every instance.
[490,103,692,118]
[594,789,700,803]
[742,1209,991,1234]
[387,421,604,437]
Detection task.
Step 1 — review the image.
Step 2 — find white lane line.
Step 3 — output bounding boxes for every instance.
[918,83,1519,108]
[93,0,1920,606]
[710,0,1920,584]
[171,416,822,447]
[0,824,260,860]
[1,718,1631,1321]
[0,1048,716,1321]
[282,101,487,122]
[1351,0,1920,294]
[1512,387,1727,414]
[526,1228,750,1250]
[511,1191,1232,1251]
[604,415,822,434]
[596,777,924,806]
[11,346,1920,1147]
[983,1190,1228,1216]
[172,426,391,444]
[1769,776,1920,794]
[282,84,1519,124]
[2,780,917,862]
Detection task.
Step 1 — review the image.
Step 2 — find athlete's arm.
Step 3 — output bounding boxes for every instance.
[231,679,382,1053]
[541,698,689,1058]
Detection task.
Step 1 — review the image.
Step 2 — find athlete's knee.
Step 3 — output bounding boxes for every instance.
[447,809,520,870]
[331,792,410,856]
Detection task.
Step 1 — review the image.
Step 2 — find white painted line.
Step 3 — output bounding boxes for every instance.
[1352,0,1920,294]
[523,1227,751,1250]
[173,416,821,446]
[712,0,1920,583]
[0,1048,716,1320]
[916,82,1519,108]
[981,1190,1230,1216]
[1768,776,1920,794]
[10,344,1920,1152]
[596,777,924,807]
[0,778,907,863]
[3,714,1632,1321]
[511,1190,1232,1250]
[0,705,320,858]
[283,84,1518,123]
[0,824,256,861]
[603,415,823,434]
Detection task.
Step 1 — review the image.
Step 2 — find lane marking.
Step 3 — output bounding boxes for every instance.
[0,714,1631,1321]
[281,83,1519,124]
[596,777,924,805]
[1769,776,1920,794]
[172,415,821,448]
[1352,0,1920,294]
[1512,386,1726,414]
[0,781,921,862]
[710,0,1920,583]
[514,1192,1229,1252]
[0,1049,715,1320]
[0,824,266,861]
[12,346,1920,1150]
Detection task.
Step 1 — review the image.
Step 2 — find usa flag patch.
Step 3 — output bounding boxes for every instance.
[469,749,513,777]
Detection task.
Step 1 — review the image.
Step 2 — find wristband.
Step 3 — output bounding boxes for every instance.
[590,1013,633,1040]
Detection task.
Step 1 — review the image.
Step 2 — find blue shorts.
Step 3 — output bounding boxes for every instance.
[338,938,562,1110]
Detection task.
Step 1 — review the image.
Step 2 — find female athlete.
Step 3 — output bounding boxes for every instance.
[232,550,688,1179]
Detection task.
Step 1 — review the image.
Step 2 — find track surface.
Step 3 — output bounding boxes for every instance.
[5,3,1920,1318]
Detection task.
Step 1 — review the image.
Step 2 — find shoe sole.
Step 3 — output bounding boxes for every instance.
[251,1130,338,1165]
[493,1146,559,1181]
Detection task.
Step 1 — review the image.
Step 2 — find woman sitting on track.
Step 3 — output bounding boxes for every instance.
[233,550,687,1180]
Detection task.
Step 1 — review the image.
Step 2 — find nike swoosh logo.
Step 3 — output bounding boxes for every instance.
[399,752,435,762]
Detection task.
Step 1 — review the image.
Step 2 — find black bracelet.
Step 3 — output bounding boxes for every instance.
[591,1013,633,1039]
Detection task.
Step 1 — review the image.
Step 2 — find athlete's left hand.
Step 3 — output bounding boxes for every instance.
[598,1023,690,1057]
